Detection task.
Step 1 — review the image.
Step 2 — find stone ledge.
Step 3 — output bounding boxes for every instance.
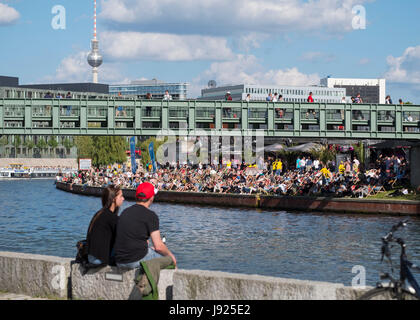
[0,252,377,300]
[0,251,72,299]
[70,263,174,300]
[173,270,370,300]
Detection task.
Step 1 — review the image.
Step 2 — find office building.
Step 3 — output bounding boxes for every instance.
[320,77,386,104]
[200,84,346,103]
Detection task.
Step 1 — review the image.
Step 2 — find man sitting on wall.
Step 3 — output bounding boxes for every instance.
[114,182,177,269]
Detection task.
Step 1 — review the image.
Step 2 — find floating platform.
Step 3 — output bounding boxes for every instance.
[55,182,420,216]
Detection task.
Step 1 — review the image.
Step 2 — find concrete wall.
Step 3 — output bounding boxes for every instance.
[172,270,370,300]
[71,264,174,300]
[0,251,72,299]
[411,146,420,190]
[0,252,373,300]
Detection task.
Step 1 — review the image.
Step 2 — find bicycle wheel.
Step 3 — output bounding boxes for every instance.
[358,287,419,300]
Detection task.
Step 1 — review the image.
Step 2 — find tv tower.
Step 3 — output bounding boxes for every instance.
[87,0,103,83]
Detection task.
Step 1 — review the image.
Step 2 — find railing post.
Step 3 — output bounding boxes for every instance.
[0,99,3,133]
[370,104,377,138]
[215,101,222,130]
[396,104,402,137]
[108,99,115,133]
[345,104,352,137]
[80,99,87,133]
[319,103,326,135]
[189,101,195,130]
[162,101,169,130]
[268,103,274,135]
[25,100,32,132]
[52,100,59,133]
[294,103,300,136]
[135,100,142,134]
[241,101,248,132]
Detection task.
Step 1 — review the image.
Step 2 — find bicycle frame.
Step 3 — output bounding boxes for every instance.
[378,221,420,299]
[401,253,420,298]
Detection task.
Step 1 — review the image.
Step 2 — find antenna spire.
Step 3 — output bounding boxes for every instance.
[88,0,103,83]
[94,0,97,40]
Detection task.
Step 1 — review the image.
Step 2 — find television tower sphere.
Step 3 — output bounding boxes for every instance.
[88,44,103,68]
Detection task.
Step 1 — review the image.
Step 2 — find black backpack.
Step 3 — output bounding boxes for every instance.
[75,239,89,265]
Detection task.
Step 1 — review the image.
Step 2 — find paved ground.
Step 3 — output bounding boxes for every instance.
[0,292,49,300]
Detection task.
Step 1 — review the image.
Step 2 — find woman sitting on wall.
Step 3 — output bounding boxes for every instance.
[86,185,125,266]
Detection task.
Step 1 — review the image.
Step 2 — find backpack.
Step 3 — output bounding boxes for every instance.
[75,239,88,265]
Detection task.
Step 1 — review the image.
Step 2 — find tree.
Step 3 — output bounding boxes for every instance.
[309,146,337,165]
[90,136,127,167]
[62,137,74,151]
[48,136,59,149]
[352,142,365,165]
[13,135,22,157]
[74,136,94,160]
[24,139,35,157]
[36,138,47,154]
[139,137,168,167]
[75,136,127,167]
[0,135,8,147]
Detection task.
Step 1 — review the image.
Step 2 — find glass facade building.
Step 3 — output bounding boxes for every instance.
[109,79,188,100]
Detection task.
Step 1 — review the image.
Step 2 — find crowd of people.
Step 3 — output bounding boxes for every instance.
[59,153,410,199]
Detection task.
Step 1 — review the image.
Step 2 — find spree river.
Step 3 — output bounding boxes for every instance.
[1,179,419,287]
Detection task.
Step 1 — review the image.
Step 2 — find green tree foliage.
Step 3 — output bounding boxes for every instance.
[74,136,127,167]
[48,136,58,149]
[139,137,168,167]
[36,138,47,151]
[0,135,8,146]
[352,142,364,164]
[310,146,337,164]
[24,139,35,150]
[13,135,21,148]
[62,137,74,150]
[74,136,94,160]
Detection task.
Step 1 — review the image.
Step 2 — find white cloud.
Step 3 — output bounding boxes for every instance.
[44,51,126,84]
[384,46,420,99]
[384,46,420,84]
[300,52,336,63]
[100,0,371,35]
[0,3,20,25]
[189,54,320,98]
[234,33,270,52]
[101,31,234,61]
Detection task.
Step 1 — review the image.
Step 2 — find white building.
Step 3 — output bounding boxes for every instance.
[320,77,386,104]
[200,84,346,103]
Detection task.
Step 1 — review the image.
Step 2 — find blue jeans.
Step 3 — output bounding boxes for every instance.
[116,248,163,269]
[88,254,103,265]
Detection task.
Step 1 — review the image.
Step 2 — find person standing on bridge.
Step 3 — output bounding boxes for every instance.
[114,182,177,269]
[163,90,172,101]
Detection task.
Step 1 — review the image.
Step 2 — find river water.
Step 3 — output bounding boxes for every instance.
[0,179,419,287]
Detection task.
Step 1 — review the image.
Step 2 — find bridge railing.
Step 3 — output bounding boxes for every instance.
[0,99,420,138]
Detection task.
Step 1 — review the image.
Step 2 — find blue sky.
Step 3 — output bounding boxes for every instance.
[1,0,420,102]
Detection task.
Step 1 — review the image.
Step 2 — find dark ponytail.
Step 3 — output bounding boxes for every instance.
[87,185,121,235]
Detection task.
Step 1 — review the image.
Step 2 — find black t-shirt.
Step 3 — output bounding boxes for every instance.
[87,208,118,265]
[114,204,159,264]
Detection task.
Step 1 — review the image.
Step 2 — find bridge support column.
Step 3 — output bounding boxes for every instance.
[410,145,420,189]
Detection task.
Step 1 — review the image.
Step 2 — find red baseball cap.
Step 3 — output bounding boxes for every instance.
[136,182,158,200]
